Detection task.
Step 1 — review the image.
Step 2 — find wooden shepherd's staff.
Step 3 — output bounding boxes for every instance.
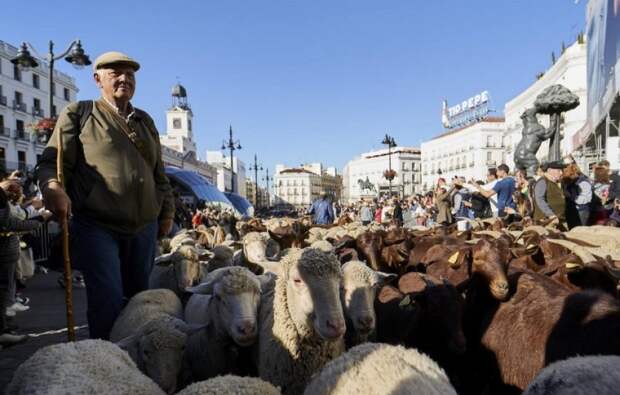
[56,127,76,342]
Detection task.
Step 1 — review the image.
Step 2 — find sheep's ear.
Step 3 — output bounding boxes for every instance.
[186,281,215,295]
[155,252,176,266]
[375,272,398,286]
[197,248,214,261]
[257,272,277,293]
[115,333,139,351]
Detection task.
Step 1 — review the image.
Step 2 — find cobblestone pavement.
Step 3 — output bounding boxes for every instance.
[0,272,88,392]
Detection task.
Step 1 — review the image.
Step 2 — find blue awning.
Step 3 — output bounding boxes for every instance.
[165,166,233,208]
[224,192,254,218]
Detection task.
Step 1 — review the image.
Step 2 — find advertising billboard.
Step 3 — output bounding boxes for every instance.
[586,0,620,130]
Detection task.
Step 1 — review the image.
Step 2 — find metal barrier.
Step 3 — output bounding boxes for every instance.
[29,222,53,263]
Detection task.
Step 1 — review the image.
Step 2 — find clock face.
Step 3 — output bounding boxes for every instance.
[173,118,182,129]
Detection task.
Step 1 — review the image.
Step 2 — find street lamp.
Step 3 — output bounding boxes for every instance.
[249,153,263,208]
[381,133,397,197]
[11,40,91,119]
[262,168,273,208]
[221,125,241,193]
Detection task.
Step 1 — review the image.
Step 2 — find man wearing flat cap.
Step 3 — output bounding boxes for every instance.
[532,161,567,225]
[36,51,175,339]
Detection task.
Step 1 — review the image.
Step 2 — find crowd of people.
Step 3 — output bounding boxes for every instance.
[306,159,620,232]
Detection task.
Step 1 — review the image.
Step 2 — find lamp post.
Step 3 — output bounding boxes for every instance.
[262,168,273,208]
[221,125,241,193]
[11,40,91,119]
[381,133,397,197]
[249,154,263,208]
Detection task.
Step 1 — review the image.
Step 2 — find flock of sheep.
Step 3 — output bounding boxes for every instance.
[6,217,620,395]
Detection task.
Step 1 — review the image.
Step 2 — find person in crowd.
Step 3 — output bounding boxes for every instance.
[597,160,620,203]
[36,52,175,340]
[475,164,516,217]
[359,201,373,226]
[514,169,533,218]
[0,186,42,347]
[308,193,334,225]
[392,199,403,227]
[532,161,567,225]
[592,163,611,224]
[374,204,383,224]
[435,178,454,225]
[191,209,203,229]
[563,163,592,227]
[452,177,472,220]
[481,168,499,216]
[470,180,492,218]
[608,198,620,226]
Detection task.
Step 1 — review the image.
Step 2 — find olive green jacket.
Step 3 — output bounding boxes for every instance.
[37,99,175,235]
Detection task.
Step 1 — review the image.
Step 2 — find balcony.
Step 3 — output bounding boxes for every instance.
[32,108,44,117]
[16,129,26,140]
[0,96,7,106]
[0,127,8,136]
[13,101,27,113]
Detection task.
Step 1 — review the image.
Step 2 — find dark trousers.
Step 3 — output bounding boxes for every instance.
[71,217,157,339]
[0,236,19,334]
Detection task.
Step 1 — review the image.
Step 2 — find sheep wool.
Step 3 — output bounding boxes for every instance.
[524,355,620,395]
[257,248,344,395]
[304,343,457,395]
[6,340,165,395]
[176,375,281,395]
[218,266,262,295]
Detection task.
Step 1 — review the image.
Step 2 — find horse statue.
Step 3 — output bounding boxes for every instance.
[357,177,376,194]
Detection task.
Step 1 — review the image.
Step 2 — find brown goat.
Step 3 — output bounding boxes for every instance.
[471,270,620,392]
[356,231,384,271]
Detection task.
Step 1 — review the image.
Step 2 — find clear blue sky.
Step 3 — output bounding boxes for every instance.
[4,0,586,180]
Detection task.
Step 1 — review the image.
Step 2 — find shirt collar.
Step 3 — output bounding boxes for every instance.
[101,96,138,120]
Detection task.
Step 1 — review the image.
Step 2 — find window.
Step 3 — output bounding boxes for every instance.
[33,74,40,89]
[0,115,3,129]
[63,87,70,101]
[0,147,5,171]
[486,135,492,147]
[173,118,182,129]
[486,151,492,162]
[14,91,22,105]
[17,151,26,170]
[188,119,192,131]
[51,105,57,117]
[13,64,21,81]
[33,98,41,110]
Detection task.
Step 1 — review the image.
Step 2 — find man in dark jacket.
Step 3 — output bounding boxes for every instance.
[533,161,567,224]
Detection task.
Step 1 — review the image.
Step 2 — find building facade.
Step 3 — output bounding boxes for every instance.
[342,147,421,203]
[503,40,587,170]
[205,151,247,197]
[0,40,78,172]
[273,166,322,208]
[420,117,505,191]
[245,178,269,209]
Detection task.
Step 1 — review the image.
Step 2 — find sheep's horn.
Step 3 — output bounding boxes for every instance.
[545,239,596,264]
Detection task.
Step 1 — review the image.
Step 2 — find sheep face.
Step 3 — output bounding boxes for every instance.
[243,232,280,263]
[213,283,261,346]
[285,249,346,341]
[341,261,396,336]
[172,247,202,291]
[130,328,187,394]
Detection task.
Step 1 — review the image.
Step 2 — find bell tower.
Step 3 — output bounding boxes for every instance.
[161,82,197,155]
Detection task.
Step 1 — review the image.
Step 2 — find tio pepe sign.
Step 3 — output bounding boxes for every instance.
[448,91,489,117]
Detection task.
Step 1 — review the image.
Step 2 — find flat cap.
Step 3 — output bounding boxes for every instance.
[93,51,140,71]
[543,161,567,170]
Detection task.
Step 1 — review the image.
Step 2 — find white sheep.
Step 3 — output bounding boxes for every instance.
[255,247,347,395]
[183,267,263,381]
[523,355,620,395]
[150,245,210,296]
[5,339,165,395]
[304,342,457,395]
[233,231,281,274]
[340,261,396,347]
[176,375,281,395]
[110,289,187,394]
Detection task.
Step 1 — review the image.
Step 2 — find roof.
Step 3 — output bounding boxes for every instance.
[224,192,254,219]
[165,166,233,207]
[363,147,421,160]
[429,116,505,141]
[279,168,318,175]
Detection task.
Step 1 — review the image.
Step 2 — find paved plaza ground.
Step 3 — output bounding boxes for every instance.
[0,272,89,392]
